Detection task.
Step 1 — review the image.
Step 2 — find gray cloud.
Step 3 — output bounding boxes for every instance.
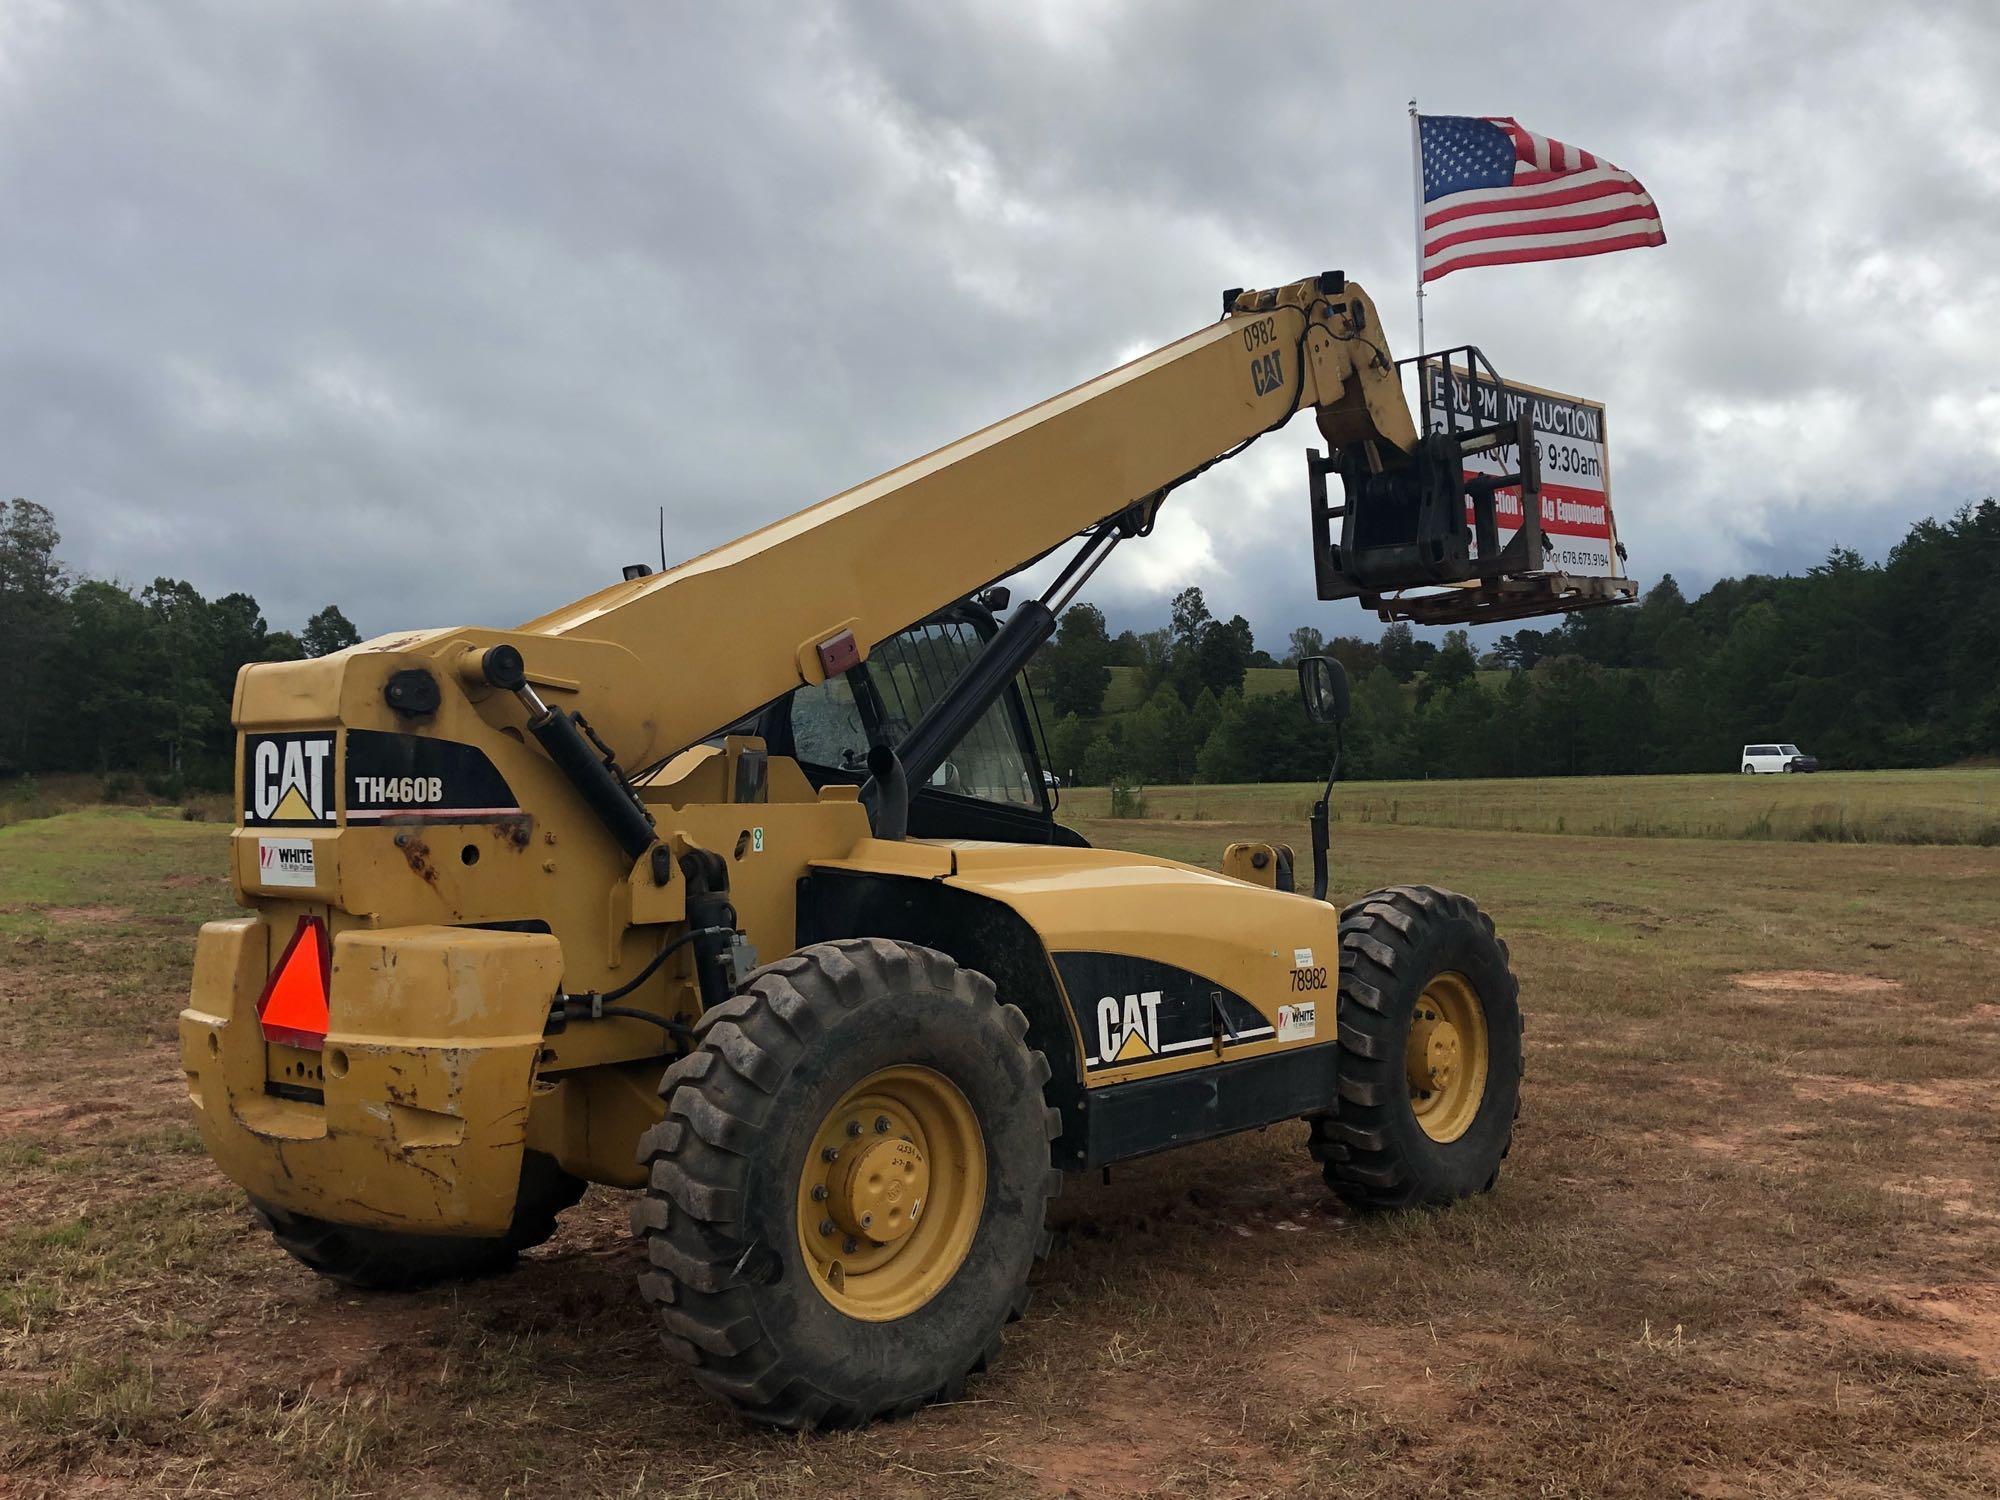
[5,0,1995,649]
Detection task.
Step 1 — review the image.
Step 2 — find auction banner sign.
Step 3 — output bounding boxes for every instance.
[1420,365,1622,578]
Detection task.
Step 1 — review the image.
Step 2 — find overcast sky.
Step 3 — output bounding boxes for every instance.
[6,1,1997,649]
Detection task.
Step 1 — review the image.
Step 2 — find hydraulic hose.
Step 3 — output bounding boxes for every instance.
[551,923,738,1042]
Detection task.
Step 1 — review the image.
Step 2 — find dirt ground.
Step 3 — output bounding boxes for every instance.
[2,806,1997,1497]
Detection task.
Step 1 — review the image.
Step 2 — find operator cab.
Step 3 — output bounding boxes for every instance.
[737,599,1084,847]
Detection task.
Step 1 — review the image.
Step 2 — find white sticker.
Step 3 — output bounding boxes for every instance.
[1277,1001,1317,1042]
[258,837,316,888]
[1293,947,1314,968]
[751,827,765,853]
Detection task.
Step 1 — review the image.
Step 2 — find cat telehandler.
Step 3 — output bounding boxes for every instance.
[182,271,1600,1428]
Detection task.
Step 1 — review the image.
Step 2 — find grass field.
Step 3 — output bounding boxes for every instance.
[3,803,1999,1496]
[1061,767,2000,846]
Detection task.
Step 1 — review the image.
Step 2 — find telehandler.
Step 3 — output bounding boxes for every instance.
[183,272,1609,1428]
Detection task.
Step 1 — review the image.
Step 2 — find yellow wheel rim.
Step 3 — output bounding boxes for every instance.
[794,1065,985,1321]
[1406,971,1489,1144]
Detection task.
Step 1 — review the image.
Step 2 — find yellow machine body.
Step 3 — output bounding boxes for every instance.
[180,273,1498,1239]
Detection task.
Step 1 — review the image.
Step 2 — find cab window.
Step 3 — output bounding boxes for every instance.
[868,622,1040,808]
[788,673,870,773]
[784,615,1045,811]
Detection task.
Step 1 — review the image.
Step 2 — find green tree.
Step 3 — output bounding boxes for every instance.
[1081,733,1123,786]
[1124,686,1196,782]
[50,580,162,773]
[0,499,69,773]
[302,605,361,657]
[1630,573,1689,666]
[1379,621,1427,681]
[1417,629,1477,705]
[1191,689,1326,783]
[142,579,222,778]
[1493,627,1556,670]
[1284,625,1326,666]
[1169,587,1212,652]
[1046,712,1093,785]
[1134,627,1174,693]
[1192,614,1254,700]
[1327,635,1382,678]
[1041,603,1112,718]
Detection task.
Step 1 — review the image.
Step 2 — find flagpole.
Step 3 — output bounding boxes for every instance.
[1408,99,1426,358]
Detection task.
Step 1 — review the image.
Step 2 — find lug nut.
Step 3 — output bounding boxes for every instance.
[811,1185,827,1202]
[822,1146,839,1163]
[846,1120,862,1137]
[842,1237,859,1254]
[819,1219,835,1237]
[874,1116,889,1133]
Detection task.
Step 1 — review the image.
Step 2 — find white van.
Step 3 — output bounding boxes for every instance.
[1741,743,1819,774]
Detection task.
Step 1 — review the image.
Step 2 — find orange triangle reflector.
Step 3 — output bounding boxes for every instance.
[259,916,330,1050]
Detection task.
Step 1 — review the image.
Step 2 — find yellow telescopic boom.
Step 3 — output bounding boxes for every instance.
[489,273,1417,769]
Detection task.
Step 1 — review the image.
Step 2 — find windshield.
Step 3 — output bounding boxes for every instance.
[784,615,1046,810]
[1779,744,1801,755]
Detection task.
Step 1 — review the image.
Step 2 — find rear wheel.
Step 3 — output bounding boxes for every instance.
[1309,886,1522,1209]
[633,938,1061,1429]
[1742,764,1755,773]
[250,1149,586,1289]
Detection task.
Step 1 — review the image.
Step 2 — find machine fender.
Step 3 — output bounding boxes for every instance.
[795,869,1091,1167]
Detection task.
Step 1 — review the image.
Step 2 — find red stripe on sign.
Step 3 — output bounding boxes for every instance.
[1461,480,1613,540]
[1425,199,1663,256]
[1425,175,1636,229]
[1424,228,1666,283]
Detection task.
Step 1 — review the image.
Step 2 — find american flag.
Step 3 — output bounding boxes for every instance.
[1418,114,1663,284]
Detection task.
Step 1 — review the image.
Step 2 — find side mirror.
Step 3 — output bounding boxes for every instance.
[1298,655,1350,725]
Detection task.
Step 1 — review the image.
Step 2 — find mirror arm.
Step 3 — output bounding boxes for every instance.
[1310,726,1341,903]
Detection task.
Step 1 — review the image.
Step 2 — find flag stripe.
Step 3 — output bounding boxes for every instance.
[1425,198,1662,256]
[1425,216,1665,270]
[1424,227,1666,282]
[1426,169,1635,225]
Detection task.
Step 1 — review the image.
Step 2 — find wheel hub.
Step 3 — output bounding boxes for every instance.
[1404,972,1490,1144]
[1406,1012,1462,1095]
[794,1065,985,1321]
[829,1135,929,1245]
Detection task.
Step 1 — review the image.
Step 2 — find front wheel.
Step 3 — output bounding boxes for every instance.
[633,939,1061,1429]
[1309,886,1522,1209]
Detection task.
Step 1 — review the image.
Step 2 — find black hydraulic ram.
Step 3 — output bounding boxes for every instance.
[891,524,1123,794]
[478,644,657,861]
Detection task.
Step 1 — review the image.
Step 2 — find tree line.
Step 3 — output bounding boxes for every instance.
[1030,499,2000,785]
[0,499,360,790]
[5,494,1994,796]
